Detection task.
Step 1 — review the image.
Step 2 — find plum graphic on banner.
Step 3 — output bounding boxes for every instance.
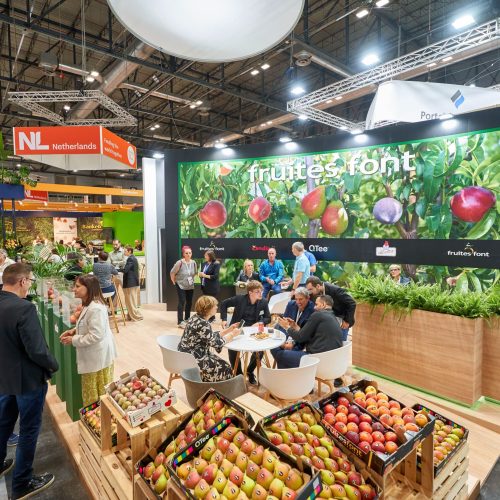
[365,81,500,129]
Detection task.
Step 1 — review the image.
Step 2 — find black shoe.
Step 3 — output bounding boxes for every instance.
[0,458,14,477]
[247,373,257,386]
[12,473,55,499]
[334,378,344,388]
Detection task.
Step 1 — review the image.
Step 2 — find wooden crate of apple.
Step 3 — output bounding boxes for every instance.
[110,374,168,413]
[137,393,254,496]
[81,403,117,443]
[168,417,320,500]
[259,405,378,499]
[412,405,468,470]
[349,386,430,436]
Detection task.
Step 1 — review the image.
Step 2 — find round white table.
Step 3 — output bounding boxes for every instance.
[223,326,286,382]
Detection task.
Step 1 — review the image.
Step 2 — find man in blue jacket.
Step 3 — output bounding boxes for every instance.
[0,263,59,499]
[259,248,285,299]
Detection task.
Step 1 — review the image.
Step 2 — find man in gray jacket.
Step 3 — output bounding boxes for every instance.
[273,295,343,369]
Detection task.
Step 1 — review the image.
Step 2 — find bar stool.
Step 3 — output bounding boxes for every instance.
[102,291,119,333]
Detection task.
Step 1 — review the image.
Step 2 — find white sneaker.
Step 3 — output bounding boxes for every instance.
[178,321,186,329]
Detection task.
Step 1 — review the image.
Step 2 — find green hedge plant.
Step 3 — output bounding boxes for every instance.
[349,275,499,319]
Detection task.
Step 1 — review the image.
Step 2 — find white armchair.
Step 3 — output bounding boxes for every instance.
[157,335,198,388]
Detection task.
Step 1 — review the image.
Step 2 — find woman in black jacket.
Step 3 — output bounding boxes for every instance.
[122,246,143,321]
[198,250,220,298]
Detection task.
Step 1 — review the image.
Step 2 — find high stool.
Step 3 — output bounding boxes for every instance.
[102,291,119,333]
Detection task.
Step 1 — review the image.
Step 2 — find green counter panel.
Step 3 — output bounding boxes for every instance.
[61,318,83,421]
[42,304,55,386]
[52,314,66,401]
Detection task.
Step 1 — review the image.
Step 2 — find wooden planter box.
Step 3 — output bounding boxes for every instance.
[482,317,500,402]
[352,303,483,406]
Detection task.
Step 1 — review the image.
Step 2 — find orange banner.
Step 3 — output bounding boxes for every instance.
[101,127,137,169]
[13,126,100,155]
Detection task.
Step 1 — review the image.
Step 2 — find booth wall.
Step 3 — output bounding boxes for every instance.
[102,212,144,247]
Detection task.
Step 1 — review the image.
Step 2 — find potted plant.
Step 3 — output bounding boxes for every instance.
[349,275,499,405]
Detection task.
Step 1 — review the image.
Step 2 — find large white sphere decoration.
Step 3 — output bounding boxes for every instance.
[108,0,305,62]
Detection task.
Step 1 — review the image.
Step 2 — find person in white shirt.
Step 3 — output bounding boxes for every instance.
[109,240,126,269]
[0,249,15,290]
[59,274,117,406]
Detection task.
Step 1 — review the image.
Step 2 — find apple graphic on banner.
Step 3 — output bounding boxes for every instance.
[199,200,228,228]
[248,196,271,223]
[450,186,495,222]
[321,201,349,235]
[373,197,403,224]
[301,186,327,219]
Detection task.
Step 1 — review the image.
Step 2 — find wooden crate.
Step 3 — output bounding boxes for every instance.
[100,395,191,477]
[234,391,280,422]
[134,474,157,500]
[433,442,469,500]
[101,451,133,500]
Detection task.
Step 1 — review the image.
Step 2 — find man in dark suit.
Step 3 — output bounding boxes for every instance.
[271,287,315,358]
[123,246,143,321]
[0,263,59,499]
[220,280,271,385]
[273,295,343,368]
[306,276,357,341]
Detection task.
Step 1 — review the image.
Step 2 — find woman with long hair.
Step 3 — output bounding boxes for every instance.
[178,296,240,382]
[170,246,197,328]
[236,259,259,283]
[59,275,117,406]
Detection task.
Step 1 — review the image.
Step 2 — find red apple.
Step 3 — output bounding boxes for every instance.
[450,186,495,222]
[321,201,349,235]
[301,186,327,219]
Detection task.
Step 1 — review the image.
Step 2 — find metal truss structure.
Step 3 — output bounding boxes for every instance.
[7,90,137,127]
[288,18,500,131]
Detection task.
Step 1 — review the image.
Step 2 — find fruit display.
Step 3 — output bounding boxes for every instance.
[321,201,349,236]
[106,369,176,427]
[372,197,403,225]
[248,196,272,224]
[450,186,495,222]
[199,200,228,229]
[138,391,254,496]
[321,394,401,456]
[80,402,117,444]
[168,416,320,500]
[258,404,378,499]
[413,405,468,471]
[301,186,326,220]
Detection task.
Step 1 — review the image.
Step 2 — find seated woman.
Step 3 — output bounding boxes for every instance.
[93,251,118,296]
[178,296,241,382]
[388,264,410,285]
[236,259,259,283]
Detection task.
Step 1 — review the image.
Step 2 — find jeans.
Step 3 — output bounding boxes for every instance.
[341,328,349,342]
[271,347,308,369]
[0,383,48,495]
[228,349,262,376]
[175,285,193,324]
[262,282,282,299]
[101,284,116,300]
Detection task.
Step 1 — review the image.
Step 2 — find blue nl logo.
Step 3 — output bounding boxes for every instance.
[451,90,465,109]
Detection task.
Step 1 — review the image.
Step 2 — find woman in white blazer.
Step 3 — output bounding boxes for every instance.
[60,274,117,406]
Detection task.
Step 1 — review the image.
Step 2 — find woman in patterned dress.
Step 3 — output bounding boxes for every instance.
[178,296,241,382]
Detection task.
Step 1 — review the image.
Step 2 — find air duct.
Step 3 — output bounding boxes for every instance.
[119,82,192,105]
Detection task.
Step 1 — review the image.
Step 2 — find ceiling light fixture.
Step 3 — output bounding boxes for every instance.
[250,69,260,76]
[153,152,164,159]
[340,126,348,130]
[261,63,270,70]
[452,14,475,30]
[439,113,454,120]
[298,114,308,121]
[85,75,95,83]
[279,136,292,143]
[214,141,227,149]
[291,85,305,95]
[442,119,458,130]
[356,9,369,19]
[362,53,380,66]
[189,104,196,109]
[376,0,389,6]
[326,99,332,104]
[427,62,437,68]
[150,126,155,131]
[90,70,100,78]
[335,96,343,101]
[442,56,453,62]
[350,128,363,135]
[120,173,125,177]
[196,100,203,106]
[16,163,21,167]
[267,120,273,125]
[63,104,71,111]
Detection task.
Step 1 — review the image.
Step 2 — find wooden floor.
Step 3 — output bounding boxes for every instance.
[47,303,499,497]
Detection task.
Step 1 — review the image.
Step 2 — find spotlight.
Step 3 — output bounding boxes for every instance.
[260,63,270,70]
[356,8,369,18]
[279,136,292,143]
[376,0,389,6]
[267,120,273,125]
[153,152,164,159]
[189,104,196,109]
[350,128,363,135]
[150,126,155,131]
[250,69,260,76]
[427,62,437,68]
[442,119,458,130]
[354,133,369,143]
[63,104,71,111]
[326,99,332,104]
[439,113,454,120]
[291,85,305,95]
[120,173,125,177]
[90,70,100,77]
[452,15,475,30]
[298,114,308,121]
[362,53,380,66]
[85,75,95,82]
[442,56,453,62]
[214,142,227,149]
[335,96,343,101]
[16,163,21,167]
[196,100,203,106]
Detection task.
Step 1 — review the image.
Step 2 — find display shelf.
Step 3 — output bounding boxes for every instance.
[134,474,157,500]
[100,394,191,479]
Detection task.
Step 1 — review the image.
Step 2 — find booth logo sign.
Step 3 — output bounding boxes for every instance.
[447,243,490,258]
[451,90,465,109]
[251,245,271,251]
[199,240,224,252]
[376,241,397,257]
[18,131,49,151]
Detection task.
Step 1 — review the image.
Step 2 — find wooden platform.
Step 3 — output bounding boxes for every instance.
[44,304,497,499]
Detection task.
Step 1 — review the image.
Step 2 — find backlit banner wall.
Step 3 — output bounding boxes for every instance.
[178,126,499,288]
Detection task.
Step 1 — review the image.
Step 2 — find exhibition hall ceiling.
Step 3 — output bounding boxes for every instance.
[0,0,499,180]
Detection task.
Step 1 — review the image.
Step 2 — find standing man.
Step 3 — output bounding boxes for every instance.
[259,248,285,299]
[0,249,15,291]
[0,263,59,499]
[283,242,311,293]
[109,240,126,269]
[123,246,143,322]
[273,295,343,368]
[220,281,271,385]
[304,249,317,274]
[305,276,356,341]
